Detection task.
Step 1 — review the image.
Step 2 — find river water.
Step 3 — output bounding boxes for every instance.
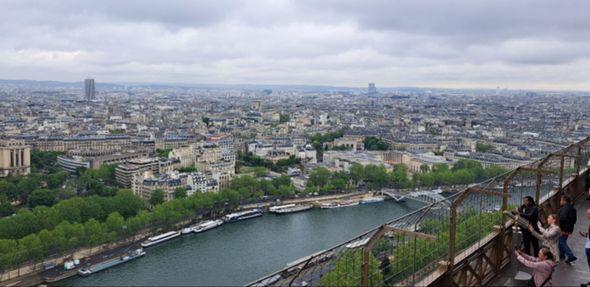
[65,200,423,286]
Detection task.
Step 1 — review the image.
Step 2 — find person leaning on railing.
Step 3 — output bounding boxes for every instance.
[515,248,556,287]
[528,214,561,263]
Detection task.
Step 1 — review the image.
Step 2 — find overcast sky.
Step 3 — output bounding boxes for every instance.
[1,0,589,90]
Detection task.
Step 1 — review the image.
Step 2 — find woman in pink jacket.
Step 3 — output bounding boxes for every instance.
[515,247,556,286]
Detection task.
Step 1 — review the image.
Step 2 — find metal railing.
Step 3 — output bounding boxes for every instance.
[248,136,590,287]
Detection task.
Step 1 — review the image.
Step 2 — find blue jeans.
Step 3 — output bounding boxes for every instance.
[558,235,575,260]
[586,248,590,270]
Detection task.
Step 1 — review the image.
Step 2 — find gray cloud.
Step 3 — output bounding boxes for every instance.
[0,0,589,90]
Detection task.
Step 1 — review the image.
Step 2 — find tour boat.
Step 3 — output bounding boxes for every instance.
[269,204,313,214]
[140,231,181,247]
[223,209,263,222]
[192,219,224,233]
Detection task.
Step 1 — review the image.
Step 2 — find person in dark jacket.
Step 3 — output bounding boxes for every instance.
[558,195,577,263]
[515,196,540,256]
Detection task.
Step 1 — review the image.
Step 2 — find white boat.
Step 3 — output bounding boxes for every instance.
[269,204,296,212]
[320,201,359,209]
[319,202,339,209]
[140,231,181,247]
[192,219,224,233]
[340,201,359,207]
[270,204,313,214]
[223,209,263,222]
[181,227,193,234]
[360,197,385,204]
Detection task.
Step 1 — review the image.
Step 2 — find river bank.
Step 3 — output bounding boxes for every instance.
[66,199,424,286]
[0,190,374,286]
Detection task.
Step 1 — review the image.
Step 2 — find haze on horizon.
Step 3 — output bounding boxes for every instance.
[1,0,589,91]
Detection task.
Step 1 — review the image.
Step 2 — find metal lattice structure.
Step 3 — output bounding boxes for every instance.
[248,137,590,287]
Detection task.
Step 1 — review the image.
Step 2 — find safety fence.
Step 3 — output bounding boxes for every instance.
[248,137,590,286]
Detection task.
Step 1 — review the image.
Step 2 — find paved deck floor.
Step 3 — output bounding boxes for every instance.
[492,198,590,286]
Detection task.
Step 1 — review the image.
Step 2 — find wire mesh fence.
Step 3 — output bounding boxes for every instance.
[248,136,590,287]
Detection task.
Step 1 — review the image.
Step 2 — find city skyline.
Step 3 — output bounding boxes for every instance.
[1,0,589,91]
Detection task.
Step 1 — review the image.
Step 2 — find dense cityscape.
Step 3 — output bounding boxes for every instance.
[1,78,589,285]
[2,0,590,286]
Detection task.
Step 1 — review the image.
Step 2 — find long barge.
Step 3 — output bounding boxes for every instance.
[77,248,146,277]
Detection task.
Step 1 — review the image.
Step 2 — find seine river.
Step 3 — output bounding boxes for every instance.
[65,200,423,286]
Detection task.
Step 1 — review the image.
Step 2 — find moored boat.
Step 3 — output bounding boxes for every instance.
[360,197,385,204]
[192,219,224,233]
[270,204,313,214]
[319,200,359,209]
[77,248,145,277]
[140,231,181,247]
[223,209,263,222]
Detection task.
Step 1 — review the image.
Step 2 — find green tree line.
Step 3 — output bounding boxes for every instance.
[237,151,301,173]
[0,174,297,272]
[305,160,507,195]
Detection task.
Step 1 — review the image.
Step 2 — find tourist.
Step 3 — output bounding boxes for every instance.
[558,195,577,263]
[529,214,561,263]
[579,208,590,272]
[515,196,540,256]
[515,248,556,287]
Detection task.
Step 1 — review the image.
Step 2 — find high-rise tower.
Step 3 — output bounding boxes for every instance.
[84,78,95,101]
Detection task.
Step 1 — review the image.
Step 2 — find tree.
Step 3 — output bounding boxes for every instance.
[252,167,268,178]
[279,114,290,123]
[177,165,197,173]
[308,167,331,188]
[320,250,383,286]
[150,189,165,206]
[46,170,69,189]
[349,164,365,184]
[0,181,18,201]
[105,212,125,233]
[364,136,390,151]
[0,200,14,217]
[201,116,210,127]
[332,178,347,191]
[476,142,494,153]
[364,165,389,189]
[18,233,43,261]
[390,164,411,189]
[420,164,430,173]
[30,151,63,171]
[156,149,172,158]
[84,219,106,245]
[271,175,291,188]
[173,187,187,199]
[28,189,57,208]
[276,185,295,197]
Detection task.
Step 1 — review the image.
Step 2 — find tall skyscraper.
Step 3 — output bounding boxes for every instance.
[84,78,95,101]
[368,83,377,96]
